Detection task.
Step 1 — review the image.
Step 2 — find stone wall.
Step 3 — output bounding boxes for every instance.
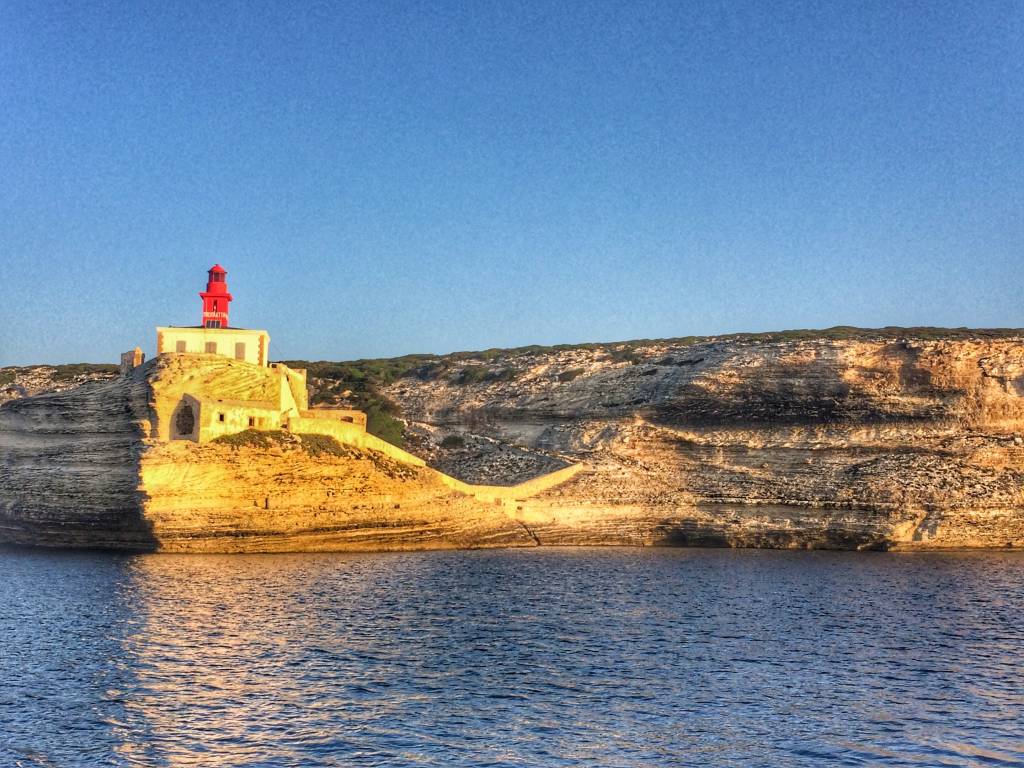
[195,399,282,442]
[273,364,309,413]
[119,348,145,375]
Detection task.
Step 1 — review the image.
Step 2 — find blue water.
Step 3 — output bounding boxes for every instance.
[1,547,1022,767]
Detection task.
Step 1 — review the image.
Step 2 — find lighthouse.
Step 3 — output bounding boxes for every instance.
[199,264,233,328]
[154,265,271,367]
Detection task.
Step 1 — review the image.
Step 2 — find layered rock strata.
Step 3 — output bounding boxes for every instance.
[2,335,1024,551]
[0,358,536,552]
[386,337,1024,550]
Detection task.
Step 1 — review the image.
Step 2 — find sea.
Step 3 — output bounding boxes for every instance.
[1,546,1022,767]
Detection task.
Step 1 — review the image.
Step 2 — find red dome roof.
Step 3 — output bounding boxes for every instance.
[208,263,227,273]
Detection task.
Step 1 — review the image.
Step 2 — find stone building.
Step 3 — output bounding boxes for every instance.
[124,265,379,452]
[119,347,144,375]
[162,359,367,445]
[156,326,270,367]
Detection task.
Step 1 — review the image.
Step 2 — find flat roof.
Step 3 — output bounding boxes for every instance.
[156,326,269,332]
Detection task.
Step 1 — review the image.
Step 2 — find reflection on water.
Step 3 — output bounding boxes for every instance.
[1,546,1023,766]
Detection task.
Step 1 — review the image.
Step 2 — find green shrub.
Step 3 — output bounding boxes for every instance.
[440,435,465,449]
[607,348,641,365]
[487,367,517,382]
[50,363,119,381]
[212,429,282,450]
[409,362,449,381]
[451,366,489,385]
[309,390,335,406]
[365,405,404,447]
[557,368,585,382]
[450,366,517,385]
[298,433,348,458]
[213,429,355,459]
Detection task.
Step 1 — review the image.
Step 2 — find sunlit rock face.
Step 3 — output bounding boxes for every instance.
[2,336,1023,551]
[135,440,531,553]
[386,337,1024,550]
[0,358,533,552]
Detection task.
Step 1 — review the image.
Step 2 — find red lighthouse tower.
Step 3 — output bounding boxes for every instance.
[199,264,232,328]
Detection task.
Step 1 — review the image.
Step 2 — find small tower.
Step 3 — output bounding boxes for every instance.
[199,264,233,328]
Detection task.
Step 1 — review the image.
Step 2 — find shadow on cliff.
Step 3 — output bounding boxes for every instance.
[652,519,886,551]
[0,365,161,553]
[114,366,161,552]
[653,522,732,548]
[117,444,160,553]
[56,364,161,552]
[647,342,953,429]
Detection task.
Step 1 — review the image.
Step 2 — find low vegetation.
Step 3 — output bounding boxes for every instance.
[212,430,358,459]
[280,327,1022,448]
[450,366,517,385]
[279,359,417,447]
[212,429,290,450]
[210,429,417,479]
[440,435,465,449]
[49,363,119,381]
[297,433,352,458]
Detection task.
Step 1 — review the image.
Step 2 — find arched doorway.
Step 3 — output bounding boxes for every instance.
[174,402,196,439]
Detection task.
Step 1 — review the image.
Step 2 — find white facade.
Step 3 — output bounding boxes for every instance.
[156,327,271,367]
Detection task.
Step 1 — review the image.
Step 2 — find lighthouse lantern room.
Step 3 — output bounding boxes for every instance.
[199,264,233,328]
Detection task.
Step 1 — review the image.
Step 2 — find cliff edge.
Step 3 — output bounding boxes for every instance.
[2,332,1024,551]
[383,334,1024,550]
[0,356,537,552]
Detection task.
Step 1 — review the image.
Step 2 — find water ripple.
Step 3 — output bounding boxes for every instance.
[1,547,1023,766]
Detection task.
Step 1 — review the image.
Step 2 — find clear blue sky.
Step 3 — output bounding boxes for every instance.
[1,0,1021,365]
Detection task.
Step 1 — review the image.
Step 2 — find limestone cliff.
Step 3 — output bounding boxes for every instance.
[0,357,534,552]
[3,332,1024,551]
[0,364,117,405]
[384,335,1024,550]
[0,371,153,548]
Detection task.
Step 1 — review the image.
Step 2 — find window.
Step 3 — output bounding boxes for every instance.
[175,340,187,353]
[213,301,218,311]
[218,413,225,422]
[235,342,246,360]
[248,417,255,427]
[205,342,217,354]
[205,320,221,329]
